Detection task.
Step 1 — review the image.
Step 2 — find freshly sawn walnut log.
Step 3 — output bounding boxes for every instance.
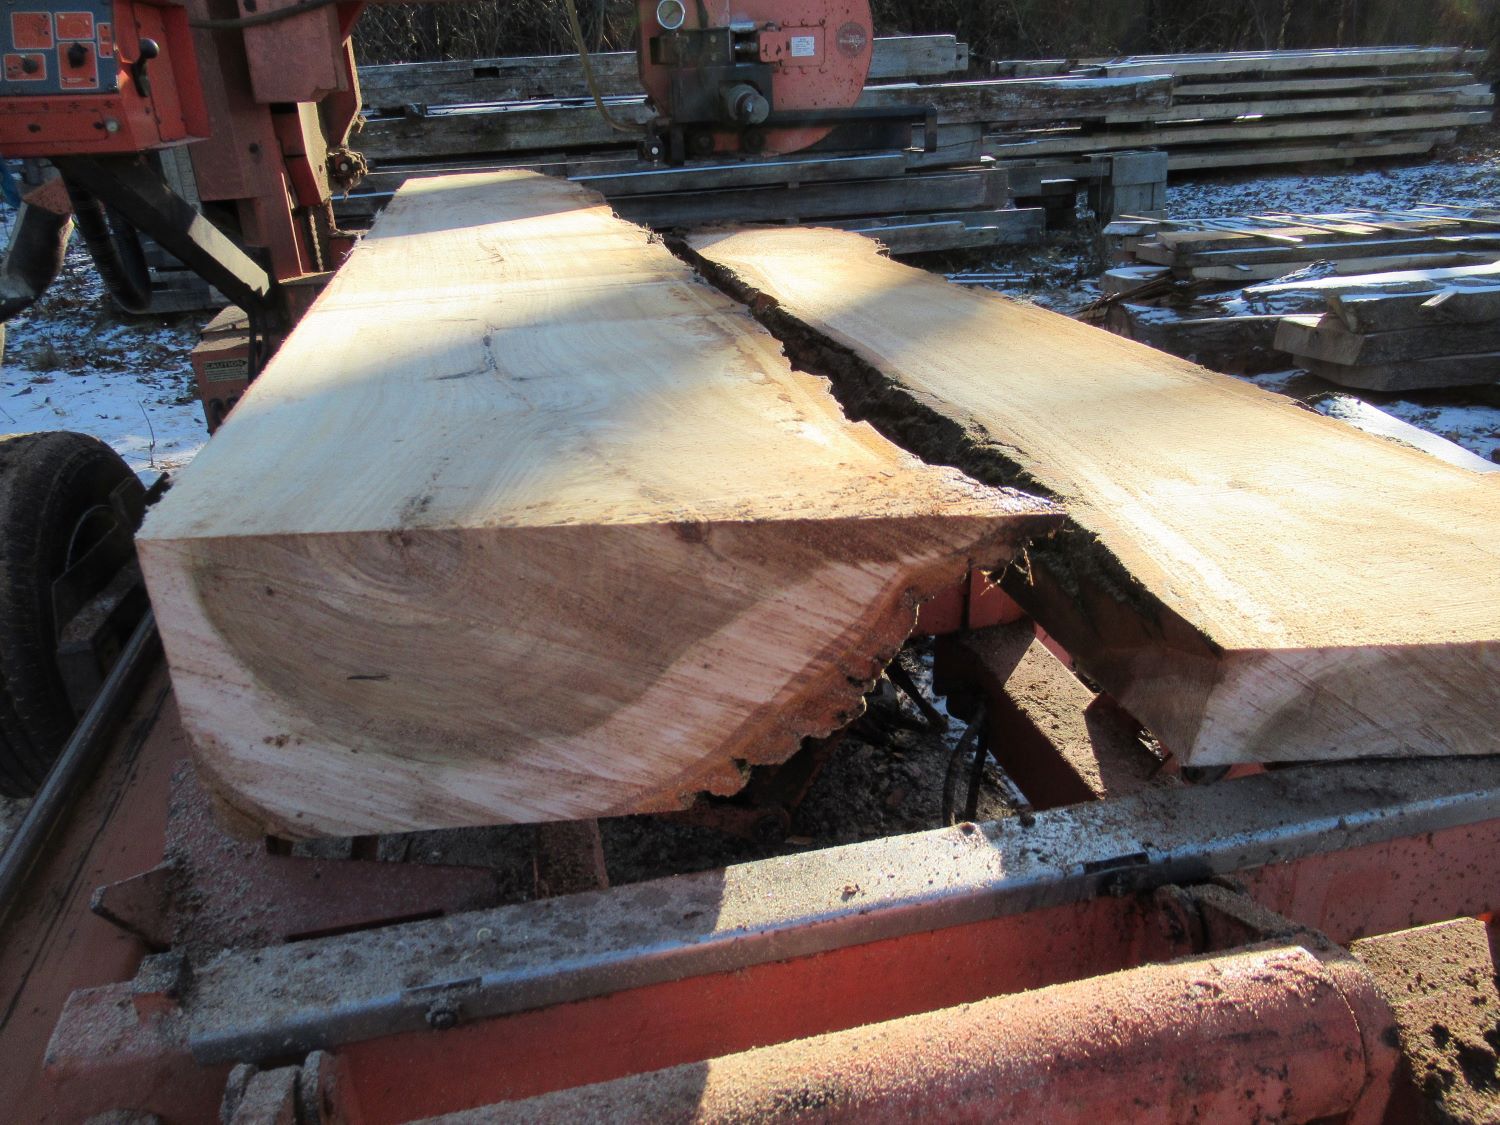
[136,172,1058,837]
[687,226,1500,768]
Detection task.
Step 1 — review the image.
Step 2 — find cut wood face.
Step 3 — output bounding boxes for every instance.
[138,172,1058,837]
[687,226,1500,767]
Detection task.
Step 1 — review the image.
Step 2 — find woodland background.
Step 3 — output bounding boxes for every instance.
[354,0,1500,78]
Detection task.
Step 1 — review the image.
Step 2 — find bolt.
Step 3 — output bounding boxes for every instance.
[425,1000,460,1030]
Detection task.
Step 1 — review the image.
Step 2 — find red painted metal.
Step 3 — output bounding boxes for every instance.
[90,761,503,950]
[1244,817,1500,945]
[635,0,873,154]
[331,893,1195,1124]
[492,944,1399,1124]
[0,670,176,1121]
[0,0,210,156]
[41,983,228,1124]
[916,569,1027,637]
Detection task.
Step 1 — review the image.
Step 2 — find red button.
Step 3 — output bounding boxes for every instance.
[55,11,93,39]
[9,12,53,50]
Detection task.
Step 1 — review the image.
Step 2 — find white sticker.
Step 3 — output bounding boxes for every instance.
[790,34,816,57]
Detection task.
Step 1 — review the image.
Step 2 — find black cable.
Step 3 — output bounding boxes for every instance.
[63,179,153,314]
[940,706,986,827]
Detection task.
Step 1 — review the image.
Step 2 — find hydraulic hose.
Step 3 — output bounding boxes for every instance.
[63,177,153,314]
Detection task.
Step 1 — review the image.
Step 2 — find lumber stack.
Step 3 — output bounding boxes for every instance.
[343,35,1079,254]
[1108,205,1500,282]
[356,34,972,115]
[1274,270,1500,391]
[1100,205,1500,389]
[987,46,1493,169]
[136,171,1059,838]
[686,226,1500,772]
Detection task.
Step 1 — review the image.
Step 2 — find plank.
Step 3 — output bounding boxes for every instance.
[1086,46,1480,78]
[1181,72,1481,98]
[1294,351,1500,392]
[687,226,1500,767]
[1190,250,1495,283]
[359,98,646,162]
[571,151,912,196]
[334,141,987,227]
[1107,305,1288,374]
[984,112,1489,160]
[610,168,1006,228]
[135,173,1058,836]
[1105,88,1490,126]
[1244,259,1500,303]
[1137,232,1500,269]
[358,75,1176,162]
[858,74,1173,125]
[829,207,1047,255]
[1274,312,1500,366]
[1330,284,1500,334]
[355,35,971,111]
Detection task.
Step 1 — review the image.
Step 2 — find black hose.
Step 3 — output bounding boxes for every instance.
[63,178,153,314]
[0,191,72,323]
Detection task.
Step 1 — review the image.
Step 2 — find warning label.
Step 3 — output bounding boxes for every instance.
[204,357,249,384]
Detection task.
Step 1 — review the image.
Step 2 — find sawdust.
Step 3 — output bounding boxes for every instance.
[1353,918,1500,1124]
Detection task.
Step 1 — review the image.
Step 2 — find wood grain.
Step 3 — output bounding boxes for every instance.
[687,226,1500,767]
[136,173,1058,836]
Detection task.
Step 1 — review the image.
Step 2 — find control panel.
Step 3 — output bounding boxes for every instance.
[0,0,118,96]
[0,0,207,157]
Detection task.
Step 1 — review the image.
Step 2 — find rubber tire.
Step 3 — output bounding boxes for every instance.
[0,431,135,797]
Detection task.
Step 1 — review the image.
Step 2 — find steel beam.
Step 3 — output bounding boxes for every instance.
[174,756,1500,1065]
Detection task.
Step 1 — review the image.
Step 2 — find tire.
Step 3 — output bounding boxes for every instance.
[0,431,135,796]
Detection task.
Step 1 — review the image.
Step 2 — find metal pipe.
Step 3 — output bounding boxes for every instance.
[491,944,1396,1123]
[0,611,160,926]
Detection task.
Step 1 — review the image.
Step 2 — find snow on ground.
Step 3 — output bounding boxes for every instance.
[966,132,1500,463]
[1378,398,1500,456]
[1166,154,1499,217]
[1,216,208,473]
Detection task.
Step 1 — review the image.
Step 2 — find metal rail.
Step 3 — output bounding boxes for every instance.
[0,611,159,926]
[179,754,1500,1064]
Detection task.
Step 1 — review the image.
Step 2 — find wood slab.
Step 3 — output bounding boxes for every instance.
[1276,312,1500,367]
[686,226,1500,767]
[136,173,1057,837]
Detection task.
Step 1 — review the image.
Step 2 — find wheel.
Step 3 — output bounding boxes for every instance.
[0,431,137,796]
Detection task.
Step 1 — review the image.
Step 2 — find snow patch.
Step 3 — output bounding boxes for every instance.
[1,217,208,473]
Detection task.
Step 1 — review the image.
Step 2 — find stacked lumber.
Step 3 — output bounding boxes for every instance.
[1100,205,1500,389]
[987,46,1492,170]
[686,226,1500,771]
[340,36,1179,251]
[136,171,1059,837]
[356,34,972,115]
[1109,204,1500,282]
[1274,269,1500,391]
